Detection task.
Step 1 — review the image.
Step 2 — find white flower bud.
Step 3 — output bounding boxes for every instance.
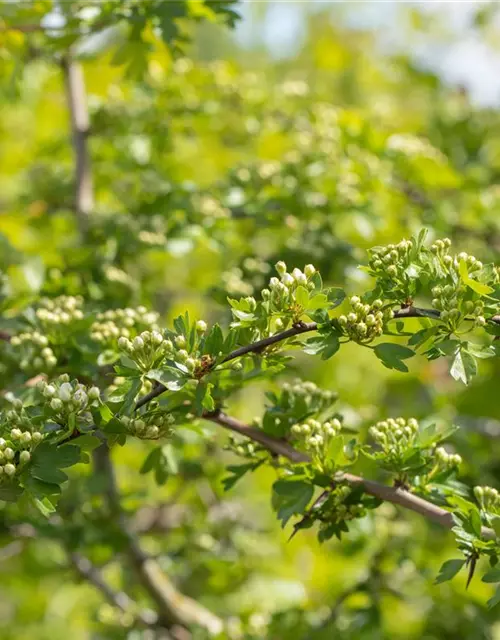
[88,386,100,400]
[196,320,207,333]
[4,463,16,476]
[133,336,144,350]
[58,382,73,403]
[20,432,31,443]
[282,273,294,287]
[32,432,43,443]
[4,448,15,461]
[175,335,186,349]
[275,261,287,276]
[151,331,163,345]
[50,398,63,411]
[43,385,56,398]
[10,429,22,440]
[304,264,316,277]
[19,451,31,464]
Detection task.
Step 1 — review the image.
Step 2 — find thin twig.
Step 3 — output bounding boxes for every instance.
[69,551,158,627]
[135,306,500,410]
[93,445,223,635]
[205,410,495,539]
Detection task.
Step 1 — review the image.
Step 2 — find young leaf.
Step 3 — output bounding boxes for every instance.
[434,559,465,584]
[374,343,415,372]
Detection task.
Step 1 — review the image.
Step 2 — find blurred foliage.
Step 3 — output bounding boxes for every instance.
[1,2,500,639]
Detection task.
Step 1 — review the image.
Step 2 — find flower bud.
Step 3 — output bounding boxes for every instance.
[50,398,63,411]
[88,387,101,401]
[304,264,316,277]
[4,448,15,461]
[32,432,43,443]
[175,335,186,349]
[58,382,73,403]
[10,429,22,440]
[3,463,16,477]
[19,451,31,464]
[133,336,144,350]
[43,384,56,398]
[20,432,31,444]
[196,320,207,334]
[275,261,287,276]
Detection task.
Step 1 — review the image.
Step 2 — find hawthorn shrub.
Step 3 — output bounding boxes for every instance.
[1,2,500,639]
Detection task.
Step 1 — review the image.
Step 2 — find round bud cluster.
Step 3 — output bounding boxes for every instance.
[291,417,341,455]
[262,261,317,315]
[367,239,413,278]
[435,446,462,470]
[118,330,173,372]
[429,237,452,260]
[369,417,419,459]
[451,251,483,273]
[9,331,57,372]
[338,297,392,343]
[318,485,366,529]
[119,411,174,440]
[38,375,101,418]
[36,295,85,327]
[225,435,257,458]
[0,399,44,480]
[279,379,337,416]
[431,284,485,328]
[91,306,160,349]
[474,485,500,514]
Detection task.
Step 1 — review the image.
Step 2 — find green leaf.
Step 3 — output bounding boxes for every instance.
[222,462,261,491]
[147,368,185,391]
[490,515,500,539]
[435,559,465,584]
[71,435,101,452]
[295,286,309,308]
[97,350,119,366]
[487,586,500,609]
[482,568,500,583]
[204,323,224,356]
[459,260,494,295]
[272,479,314,527]
[374,343,415,372]
[450,348,477,385]
[321,334,340,360]
[326,288,345,307]
[140,447,162,474]
[30,443,81,484]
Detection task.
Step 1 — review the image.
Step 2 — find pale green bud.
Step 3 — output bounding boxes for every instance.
[196,320,207,333]
[88,387,101,400]
[19,451,31,464]
[275,261,287,276]
[4,463,16,477]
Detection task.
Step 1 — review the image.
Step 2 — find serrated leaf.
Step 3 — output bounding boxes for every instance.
[450,348,477,385]
[374,343,415,372]
[272,479,314,527]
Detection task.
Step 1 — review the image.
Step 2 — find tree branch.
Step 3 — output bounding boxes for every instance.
[61,55,93,232]
[135,307,500,410]
[93,445,223,635]
[69,551,158,627]
[205,410,495,539]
